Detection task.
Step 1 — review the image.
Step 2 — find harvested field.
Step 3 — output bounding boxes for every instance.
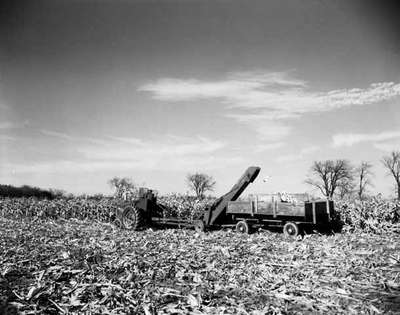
[1,218,400,314]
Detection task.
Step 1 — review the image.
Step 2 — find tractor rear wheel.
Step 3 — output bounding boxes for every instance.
[283,222,299,237]
[235,220,250,234]
[121,206,144,230]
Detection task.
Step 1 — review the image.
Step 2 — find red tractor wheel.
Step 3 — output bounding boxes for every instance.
[121,206,143,231]
[283,222,299,237]
[235,220,250,234]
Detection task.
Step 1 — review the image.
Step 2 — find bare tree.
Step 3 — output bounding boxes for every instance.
[355,161,373,200]
[108,177,137,200]
[186,173,216,199]
[335,178,355,200]
[305,160,354,199]
[382,151,400,200]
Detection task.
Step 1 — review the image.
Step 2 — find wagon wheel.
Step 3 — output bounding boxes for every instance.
[283,222,299,237]
[331,219,343,234]
[235,220,250,234]
[121,206,143,231]
[193,220,205,233]
[113,218,122,229]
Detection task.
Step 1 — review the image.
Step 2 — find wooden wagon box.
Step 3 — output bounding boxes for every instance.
[227,193,309,217]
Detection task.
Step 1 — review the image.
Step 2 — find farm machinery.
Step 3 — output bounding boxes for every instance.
[117,166,342,236]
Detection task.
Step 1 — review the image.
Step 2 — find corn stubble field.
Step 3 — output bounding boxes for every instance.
[1,197,400,314]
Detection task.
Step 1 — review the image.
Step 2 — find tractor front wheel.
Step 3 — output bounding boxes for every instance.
[283,222,299,237]
[235,220,250,234]
[121,206,144,231]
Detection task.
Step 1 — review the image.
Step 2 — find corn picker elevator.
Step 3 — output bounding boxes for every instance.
[117,166,341,236]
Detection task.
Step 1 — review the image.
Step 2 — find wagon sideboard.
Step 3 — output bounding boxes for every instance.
[226,193,334,225]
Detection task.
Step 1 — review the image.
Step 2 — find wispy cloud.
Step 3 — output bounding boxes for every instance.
[0,135,16,141]
[276,145,319,163]
[77,135,226,161]
[140,72,400,117]
[139,71,306,102]
[0,95,8,110]
[41,129,109,145]
[254,142,285,153]
[333,130,400,147]
[253,123,291,141]
[6,134,240,173]
[41,129,76,140]
[0,120,28,129]
[8,155,243,174]
[107,136,145,145]
[373,141,400,152]
[139,71,400,139]
[40,130,227,157]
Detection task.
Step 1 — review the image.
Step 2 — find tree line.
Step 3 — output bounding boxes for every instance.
[3,150,399,201]
[108,173,216,200]
[0,185,106,200]
[0,184,56,199]
[306,150,400,200]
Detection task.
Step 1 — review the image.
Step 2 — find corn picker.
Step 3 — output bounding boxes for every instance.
[117,166,341,236]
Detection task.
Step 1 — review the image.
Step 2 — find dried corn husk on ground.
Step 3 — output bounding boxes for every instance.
[1,217,399,314]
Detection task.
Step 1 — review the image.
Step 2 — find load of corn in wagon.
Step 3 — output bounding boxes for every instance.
[117,166,342,236]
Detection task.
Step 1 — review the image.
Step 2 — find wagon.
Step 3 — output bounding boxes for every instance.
[118,166,342,236]
[225,193,339,236]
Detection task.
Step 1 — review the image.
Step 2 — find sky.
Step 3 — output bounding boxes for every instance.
[1,0,400,197]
